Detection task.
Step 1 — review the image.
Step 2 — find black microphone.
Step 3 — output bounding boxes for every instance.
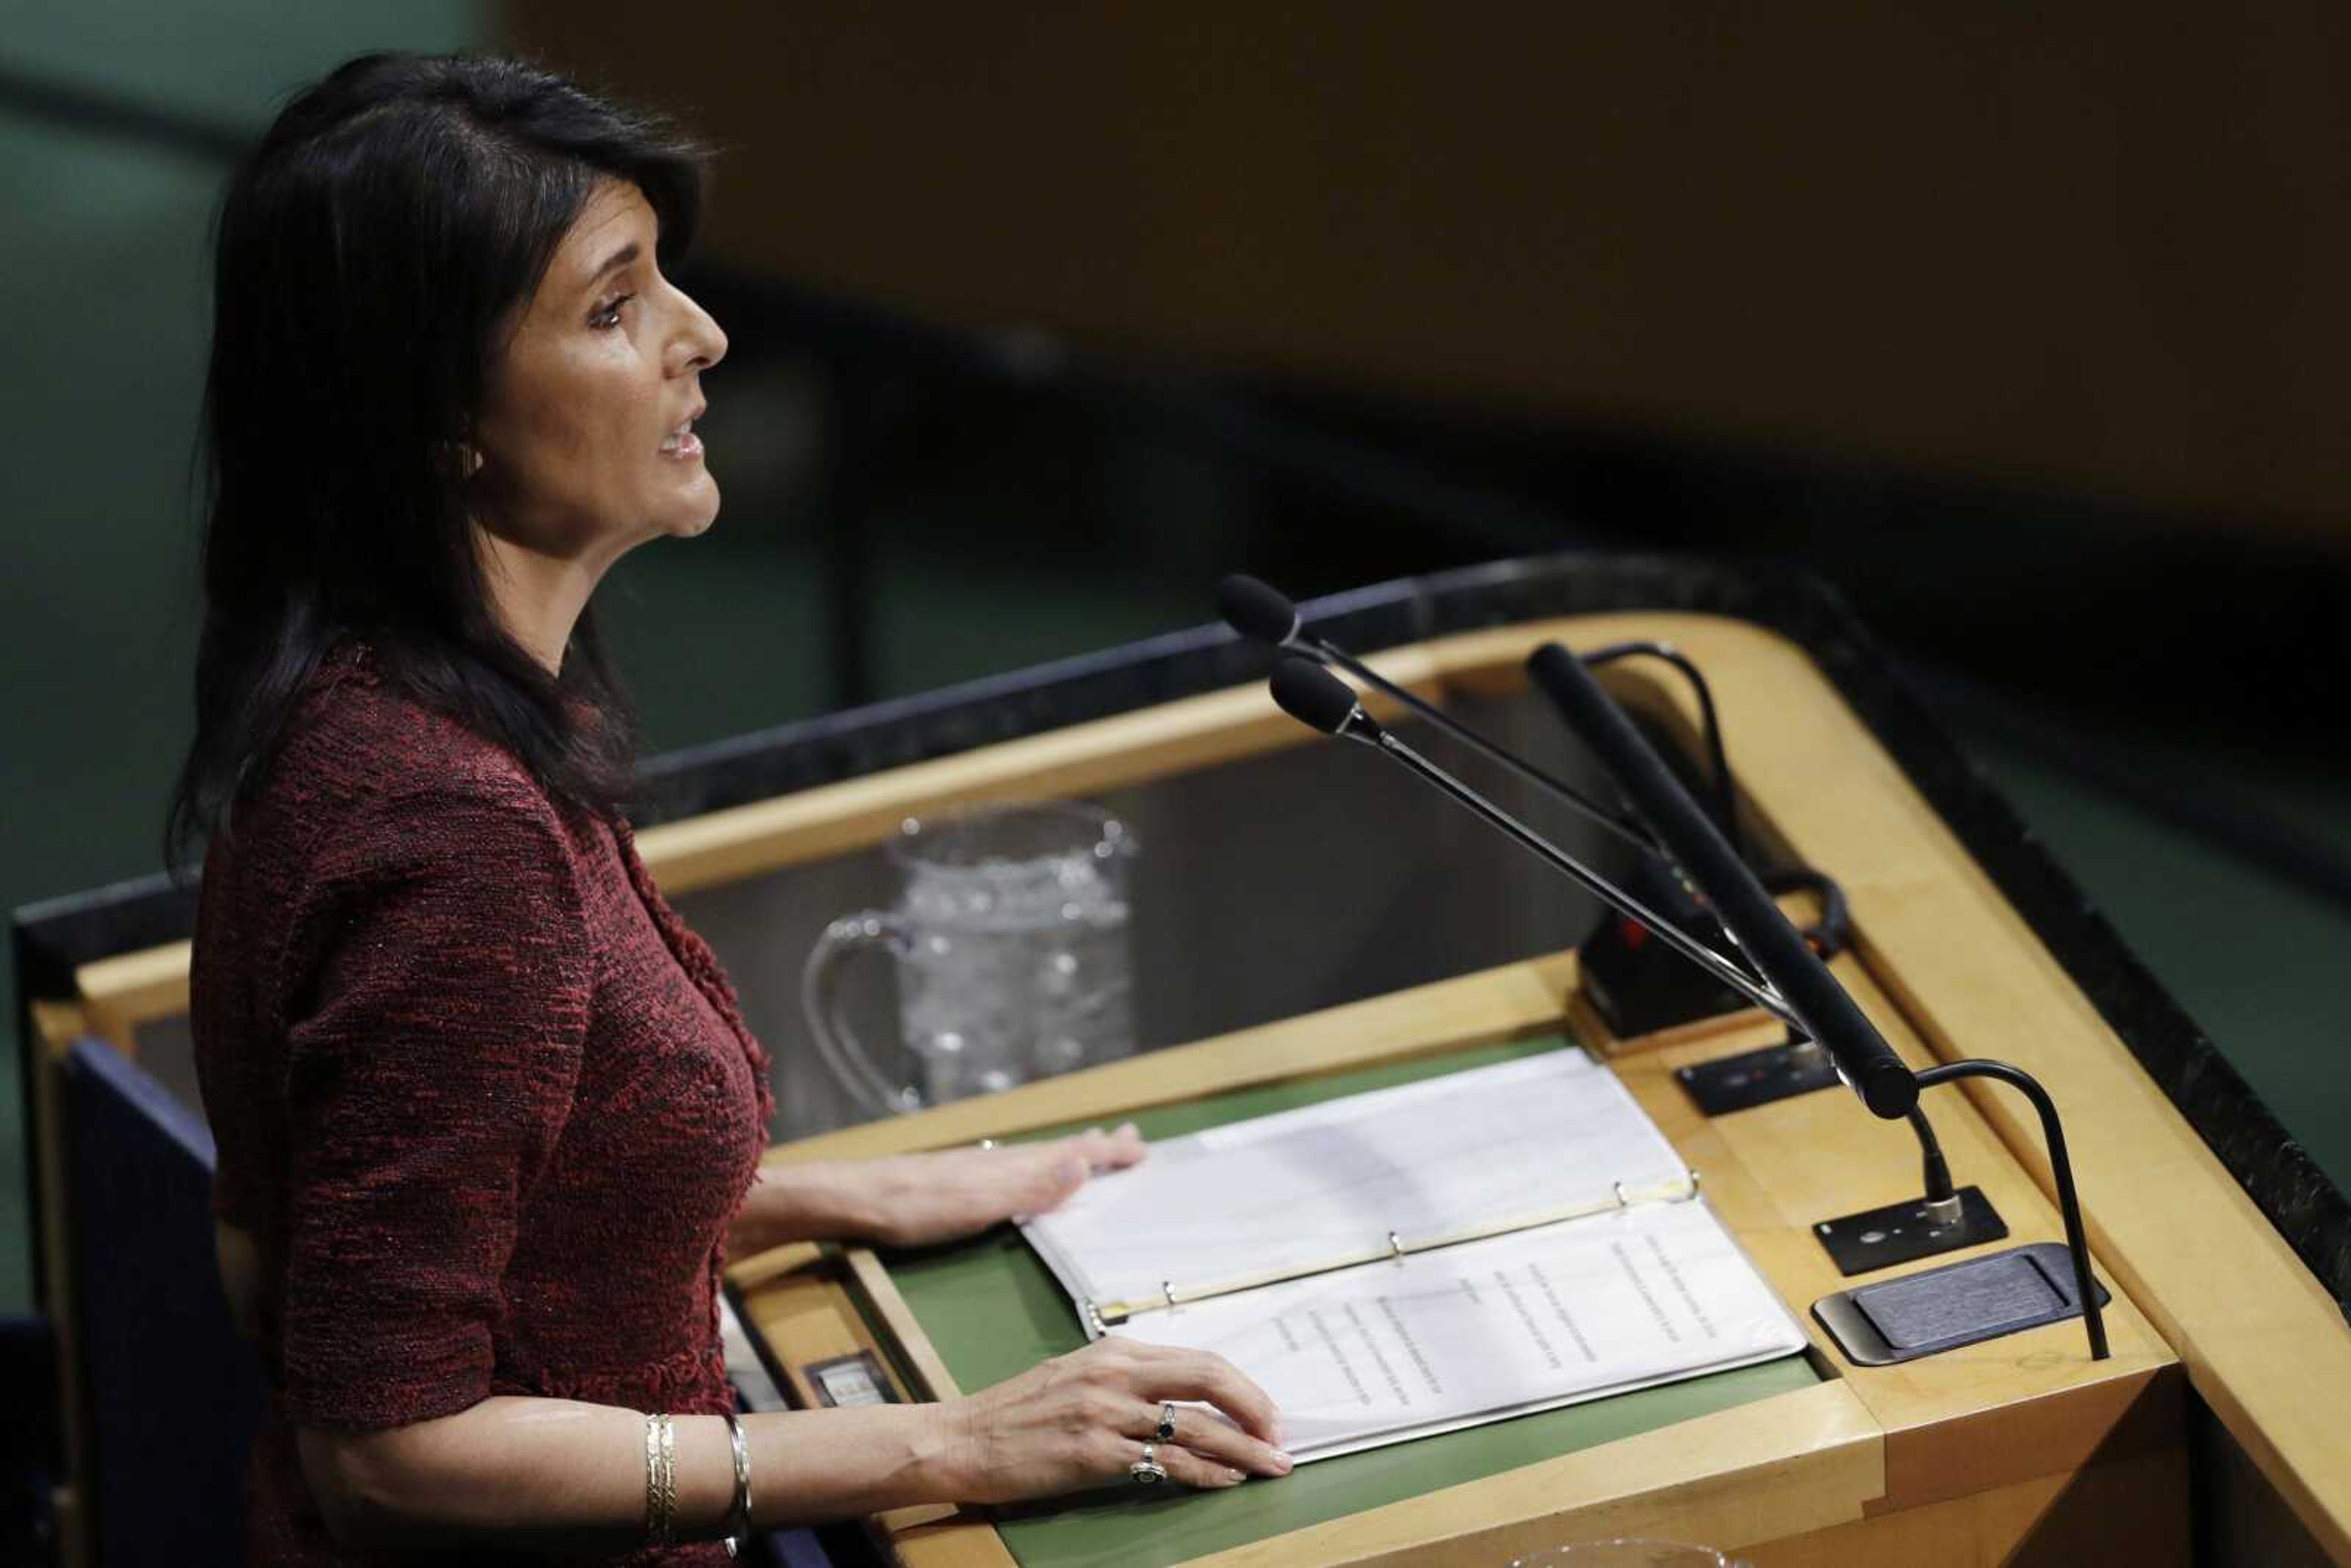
[1223,575,1654,855]
[1216,574,1306,647]
[1267,658,1799,1025]
[1526,642,1918,1120]
[1267,655,1367,735]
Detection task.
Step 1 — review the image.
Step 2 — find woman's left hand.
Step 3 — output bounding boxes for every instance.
[746,1126,1147,1254]
[852,1125,1146,1247]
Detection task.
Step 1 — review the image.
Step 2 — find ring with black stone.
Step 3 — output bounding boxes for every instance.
[1155,1401,1177,1442]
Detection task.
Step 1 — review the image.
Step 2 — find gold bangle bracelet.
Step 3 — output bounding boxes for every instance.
[723,1409,753,1553]
[643,1412,664,1542]
[643,1411,678,1545]
[658,1413,678,1545]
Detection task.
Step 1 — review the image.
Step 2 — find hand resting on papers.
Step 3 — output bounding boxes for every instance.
[730,1123,1150,1255]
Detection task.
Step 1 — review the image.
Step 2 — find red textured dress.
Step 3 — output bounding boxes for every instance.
[192,640,774,1566]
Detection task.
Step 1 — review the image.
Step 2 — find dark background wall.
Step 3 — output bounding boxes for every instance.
[500,1,2351,893]
[509,4,2351,531]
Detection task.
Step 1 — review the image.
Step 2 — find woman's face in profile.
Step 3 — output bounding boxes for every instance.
[470,177,729,565]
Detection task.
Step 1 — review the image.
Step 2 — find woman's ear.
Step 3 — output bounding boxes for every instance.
[437,440,486,481]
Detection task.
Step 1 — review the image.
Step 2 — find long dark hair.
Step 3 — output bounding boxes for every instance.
[165,52,707,880]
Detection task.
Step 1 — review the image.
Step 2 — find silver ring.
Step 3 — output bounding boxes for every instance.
[1130,1444,1168,1485]
[1155,1401,1177,1442]
[977,1138,999,1152]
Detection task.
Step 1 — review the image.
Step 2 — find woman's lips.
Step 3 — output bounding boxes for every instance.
[659,416,703,459]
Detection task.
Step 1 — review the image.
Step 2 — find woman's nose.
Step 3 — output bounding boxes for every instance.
[672,289,727,375]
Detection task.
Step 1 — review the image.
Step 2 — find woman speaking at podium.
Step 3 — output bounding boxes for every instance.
[168,53,1288,1563]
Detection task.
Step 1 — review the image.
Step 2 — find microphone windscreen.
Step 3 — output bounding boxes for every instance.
[1217,574,1301,645]
[1269,656,1363,736]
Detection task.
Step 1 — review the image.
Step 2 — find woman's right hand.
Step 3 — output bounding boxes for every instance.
[937,1338,1292,1501]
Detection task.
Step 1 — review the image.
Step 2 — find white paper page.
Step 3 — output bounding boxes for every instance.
[1023,1050,1690,1316]
[1109,1198,1804,1460]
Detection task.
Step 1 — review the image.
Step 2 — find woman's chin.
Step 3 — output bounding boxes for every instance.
[662,493,721,539]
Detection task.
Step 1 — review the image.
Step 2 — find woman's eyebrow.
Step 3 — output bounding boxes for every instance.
[585,240,641,288]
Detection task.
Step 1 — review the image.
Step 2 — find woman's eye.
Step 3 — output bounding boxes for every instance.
[589,293,633,329]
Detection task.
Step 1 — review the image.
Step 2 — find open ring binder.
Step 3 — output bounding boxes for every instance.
[1016,1051,1809,1467]
[1082,1169,1704,1327]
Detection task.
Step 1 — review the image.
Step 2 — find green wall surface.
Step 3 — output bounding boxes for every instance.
[3,1,482,129]
[1968,743,2351,1182]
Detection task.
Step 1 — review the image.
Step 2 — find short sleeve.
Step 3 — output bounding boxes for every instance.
[275,779,591,1430]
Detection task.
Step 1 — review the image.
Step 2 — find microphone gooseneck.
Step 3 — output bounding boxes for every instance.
[1222,576,1655,855]
[1266,658,1799,1026]
[1915,1058,2109,1359]
[1580,640,1743,857]
[1526,642,1918,1119]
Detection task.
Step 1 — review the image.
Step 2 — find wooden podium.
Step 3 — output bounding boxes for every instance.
[26,580,2351,1564]
[708,612,2242,1566]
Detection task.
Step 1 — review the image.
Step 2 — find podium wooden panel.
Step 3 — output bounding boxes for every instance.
[47,609,2351,1563]
[695,611,2323,1563]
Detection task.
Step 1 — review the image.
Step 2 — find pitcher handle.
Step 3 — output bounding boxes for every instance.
[801,912,924,1116]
